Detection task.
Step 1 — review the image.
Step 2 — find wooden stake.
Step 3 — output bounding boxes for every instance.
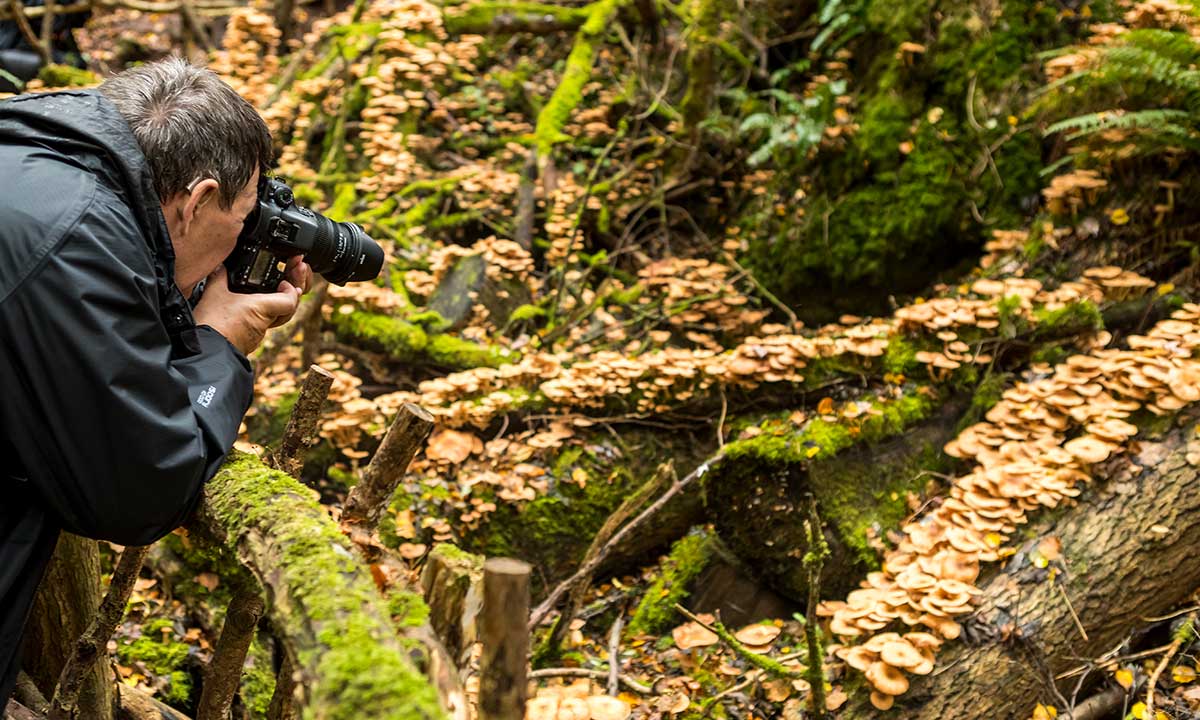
[48,545,151,720]
[274,364,335,478]
[38,0,55,59]
[195,587,265,720]
[341,403,435,529]
[479,558,531,720]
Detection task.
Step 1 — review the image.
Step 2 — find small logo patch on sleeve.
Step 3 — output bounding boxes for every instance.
[197,385,217,407]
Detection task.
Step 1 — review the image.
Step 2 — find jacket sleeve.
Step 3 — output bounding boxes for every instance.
[0,193,253,546]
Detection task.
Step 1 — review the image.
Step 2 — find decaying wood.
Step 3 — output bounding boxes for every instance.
[530,449,727,630]
[842,413,1200,718]
[114,683,191,720]
[195,587,265,720]
[479,558,531,720]
[421,544,483,663]
[48,545,149,720]
[13,673,48,716]
[273,363,335,477]
[5,700,43,720]
[341,402,435,528]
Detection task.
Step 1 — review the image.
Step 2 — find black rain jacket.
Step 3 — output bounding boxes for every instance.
[0,90,253,703]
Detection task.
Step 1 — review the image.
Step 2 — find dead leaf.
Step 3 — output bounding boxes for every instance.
[195,572,219,592]
[765,679,792,701]
[826,687,848,710]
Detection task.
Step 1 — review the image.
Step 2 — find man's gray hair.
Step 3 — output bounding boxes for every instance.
[99,58,273,210]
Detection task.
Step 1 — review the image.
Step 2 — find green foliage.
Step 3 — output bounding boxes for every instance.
[38,64,100,87]
[628,529,716,634]
[739,81,845,167]
[1042,28,1200,157]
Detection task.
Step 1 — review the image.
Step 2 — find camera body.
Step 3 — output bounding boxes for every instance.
[225,177,384,293]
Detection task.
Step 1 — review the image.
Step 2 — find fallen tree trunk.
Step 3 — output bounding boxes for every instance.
[190,452,445,720]
[841,409,1200,718]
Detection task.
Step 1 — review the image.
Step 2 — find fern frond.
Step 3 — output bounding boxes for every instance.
[1047,108,1193,137]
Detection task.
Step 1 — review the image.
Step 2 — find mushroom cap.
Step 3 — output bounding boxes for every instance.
[1064,435,1114,464]
[880,640,925,669]
[866,660,910,696]
[870,691,896,710]
[902,632,943,650]
[844,646,878,672]
[586,695,631,720]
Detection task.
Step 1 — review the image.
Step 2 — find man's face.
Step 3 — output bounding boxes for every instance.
[170,168,260,296]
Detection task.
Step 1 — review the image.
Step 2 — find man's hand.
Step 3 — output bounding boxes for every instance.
[192,258,312,356]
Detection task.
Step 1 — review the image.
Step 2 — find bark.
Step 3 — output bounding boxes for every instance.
[195,587,265,720]
[341,402,435,529]
[478,559,530,720]
[22,534,113,720]
[841,410,1200,718]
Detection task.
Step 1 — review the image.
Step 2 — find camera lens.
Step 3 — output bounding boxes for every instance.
[305,213,385,285]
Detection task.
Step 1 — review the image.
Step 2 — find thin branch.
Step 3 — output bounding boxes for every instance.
[528,668,651,695]
[1145,613,1193,717]
[341,403,435,528]
[606,607,624,696]
[5,0,50,65]
[49,545,151,720]
[529,449,727,630]
[272,364,335,477]
[196,588,266,720]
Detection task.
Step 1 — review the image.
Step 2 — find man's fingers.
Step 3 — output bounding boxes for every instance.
[284,257,312,293]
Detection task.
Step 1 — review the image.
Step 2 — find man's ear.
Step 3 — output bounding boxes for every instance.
[179,178,220,237]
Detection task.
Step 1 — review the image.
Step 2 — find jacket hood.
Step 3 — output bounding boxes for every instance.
[0,89,175,274]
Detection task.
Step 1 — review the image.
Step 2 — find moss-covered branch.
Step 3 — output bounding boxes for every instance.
[329,307,516,369]
[532,0,626,159]
[443,1,590,34]
[193,452,445,720]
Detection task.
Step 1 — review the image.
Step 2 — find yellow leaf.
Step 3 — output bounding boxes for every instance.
[1110,208,1130,226]
[1131,701,1147,719]
[817,397,834,415]
[1116,668,1134,689]
[571,468,589,486]
[805,446,821,459]
[1155,712,1168,720]
[1157,283,1175,296]
[1173,665,1196,683]
[1007,115,1019,126]
[985,532,1004,548]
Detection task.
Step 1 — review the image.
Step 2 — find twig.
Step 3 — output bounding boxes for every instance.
[721,254,800,332]
[266,653,299,720]
[6,0,50,65]
[607,609,624,696]
[716,387,727,449]
[49,545,151,720]
[178,0,213,52]
[341,403,435,528]
[38,0,54,59]
[528,668,651,695]
[1057,580,1089,642]
[196,587,265,720]
[802,497,828,717]
[1145,613,1193,717]
[673,604,800,680]
[272,364,335,477]
[529,450,727,630]
[546,462,672,652]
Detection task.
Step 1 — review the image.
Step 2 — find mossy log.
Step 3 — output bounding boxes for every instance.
[840,410,1200,718]
[705,387,964,600]
[442,1,591,35]
[191,452,445,720]
[328,307,515,371]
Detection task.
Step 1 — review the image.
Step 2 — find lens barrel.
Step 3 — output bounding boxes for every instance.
[305,213,385,285]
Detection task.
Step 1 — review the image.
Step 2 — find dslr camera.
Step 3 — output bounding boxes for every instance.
[225,177,385,293]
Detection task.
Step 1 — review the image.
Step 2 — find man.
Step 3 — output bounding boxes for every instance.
[0,58,310,704]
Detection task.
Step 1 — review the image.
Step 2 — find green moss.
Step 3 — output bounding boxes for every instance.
[1032,299,1103,337]
[388,591,431,629]
[533,0,626,158]
[328,182,359,222]
[443,1,590,33]
[38,64,100,87]
[117,618,193,707]
[628,529,715,634]
[883,335,918,375]
[958,371,1011,432]
[204,453,444,719]
[246,391,300,450]
[328,308,512,369]
[508,303,548,322]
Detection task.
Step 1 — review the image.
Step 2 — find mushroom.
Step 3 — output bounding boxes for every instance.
[880,639,925,670]
[870,691,896,710]
[1064,435,1114,464]
[866,660,910,696]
